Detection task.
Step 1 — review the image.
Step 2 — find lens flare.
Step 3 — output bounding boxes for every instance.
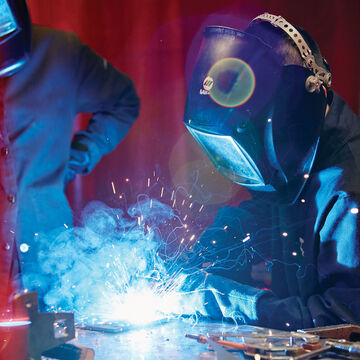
[208,57,255,108]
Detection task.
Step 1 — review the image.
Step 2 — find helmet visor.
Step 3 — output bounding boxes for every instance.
[186,125,265,186]
[0,0,17,38]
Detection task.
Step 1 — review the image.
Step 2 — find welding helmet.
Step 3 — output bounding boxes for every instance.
[184,14,330,203]
[0,0,31,77]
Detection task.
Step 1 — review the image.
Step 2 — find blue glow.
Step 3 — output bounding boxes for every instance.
[316,168,360,268]
[29,198,190,325]
[0,0,18,37]
[186,125,265,186]
[0,59,27,77]
[20,243,30,253]
[0,320,31,327]
[23,175,292,326]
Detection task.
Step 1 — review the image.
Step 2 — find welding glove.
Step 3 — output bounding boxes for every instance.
[65,142,91,185]
[178,272,274,324]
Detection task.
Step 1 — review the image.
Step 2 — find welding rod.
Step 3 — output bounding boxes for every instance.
[185,334,207,343]
[185,334,247,350]
[212,339,247,350]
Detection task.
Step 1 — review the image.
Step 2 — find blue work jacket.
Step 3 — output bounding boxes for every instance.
[189,92,360,330]
[3,25,139,283]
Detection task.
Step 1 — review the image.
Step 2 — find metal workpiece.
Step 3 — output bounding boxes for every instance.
[13,292,74,359]
[298,324,360,342]
[182,323,360,360]
[12,292,94,360]
[325,340,360,355]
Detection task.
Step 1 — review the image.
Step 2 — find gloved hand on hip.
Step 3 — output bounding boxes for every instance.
[65,143,90,185]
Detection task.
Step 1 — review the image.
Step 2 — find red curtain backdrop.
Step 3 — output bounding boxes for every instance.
[26,0,360,225]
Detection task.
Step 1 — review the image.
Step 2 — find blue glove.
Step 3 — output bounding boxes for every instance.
[65,143,90,185]
[178,272,274,324]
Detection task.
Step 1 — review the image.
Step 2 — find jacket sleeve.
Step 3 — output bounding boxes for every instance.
[258,193,360,330]
[72,39,140,173]
[184,200,273,284]
[184,195,360,330]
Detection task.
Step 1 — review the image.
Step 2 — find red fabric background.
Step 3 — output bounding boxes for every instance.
[26,0,360,223]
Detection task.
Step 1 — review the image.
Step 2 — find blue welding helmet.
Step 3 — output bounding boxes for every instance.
[184,25,327,203]
[0,0,31,77]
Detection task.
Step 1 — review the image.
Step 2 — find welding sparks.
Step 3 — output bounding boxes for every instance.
[100,284,184,325]
[111,181,116,194]
[36,198,200,326]
[20,243,30,253]
[34,171,241,327]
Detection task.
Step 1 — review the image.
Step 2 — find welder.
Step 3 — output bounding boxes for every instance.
[0,0,139,357]
[181,13,360,330]
[1,0,139,290]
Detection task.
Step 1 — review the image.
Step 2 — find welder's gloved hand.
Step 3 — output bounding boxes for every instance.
[65,143,91,185]
[178,272,274,324]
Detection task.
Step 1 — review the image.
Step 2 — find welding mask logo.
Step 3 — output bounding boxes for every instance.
[200,76,214,95]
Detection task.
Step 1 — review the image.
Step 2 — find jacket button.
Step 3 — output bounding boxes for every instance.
[7,194,16,203]
[1,147,9,156]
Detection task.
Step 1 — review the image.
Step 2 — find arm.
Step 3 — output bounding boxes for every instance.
[180,201,276,325]
[181,194,360,330]
[67,40,140,179]
[257,193,360,330]
[184,200,272,284]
